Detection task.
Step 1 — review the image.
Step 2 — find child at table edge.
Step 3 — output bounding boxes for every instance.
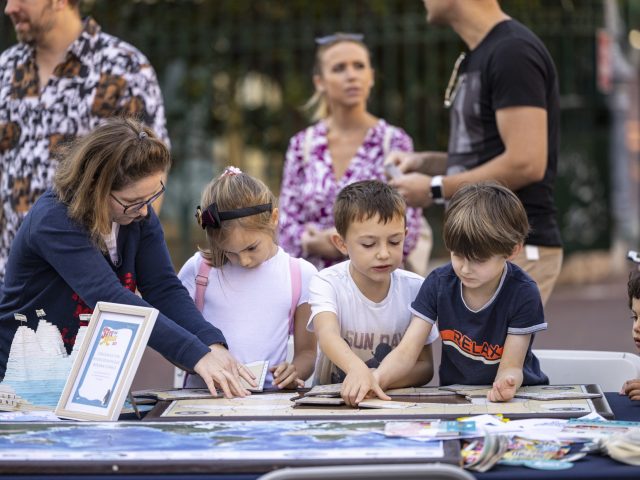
[308,180,439,406]
[620,270,640,400]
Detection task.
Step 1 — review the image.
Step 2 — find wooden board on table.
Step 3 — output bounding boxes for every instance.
[144,384,613,421]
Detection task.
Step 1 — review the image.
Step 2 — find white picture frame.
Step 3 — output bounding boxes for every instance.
[55,302,158,421]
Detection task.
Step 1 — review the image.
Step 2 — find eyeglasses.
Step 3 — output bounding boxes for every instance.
[443,52,466,108]
[110,181,165,215]
[315,33,364,46]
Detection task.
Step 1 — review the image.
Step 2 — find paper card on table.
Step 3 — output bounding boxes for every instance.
[514,391,602,401]
[305,384,458,399]
[155,388,218,401]
[304,384,342,397]
[385,387,458,397]
[440,385,492,397]
[294,396,346,407]
[242,360,269,392]
[357,399,419,409]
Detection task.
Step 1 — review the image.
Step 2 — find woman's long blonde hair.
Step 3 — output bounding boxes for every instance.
[303,34,372,122]
[53,117,171,250]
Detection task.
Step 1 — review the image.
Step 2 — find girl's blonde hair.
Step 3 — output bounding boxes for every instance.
[303,33,372,122]
[53,117,171,251]
[199,169,277,268]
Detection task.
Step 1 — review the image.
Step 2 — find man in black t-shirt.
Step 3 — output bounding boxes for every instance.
[388,0,562,305]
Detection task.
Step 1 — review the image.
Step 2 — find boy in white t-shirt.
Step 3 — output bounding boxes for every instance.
[308,180,439,406]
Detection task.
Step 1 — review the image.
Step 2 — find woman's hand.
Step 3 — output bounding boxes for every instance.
[194,344,257,398]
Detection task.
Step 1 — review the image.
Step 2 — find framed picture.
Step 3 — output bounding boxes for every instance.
[55,302,158,421]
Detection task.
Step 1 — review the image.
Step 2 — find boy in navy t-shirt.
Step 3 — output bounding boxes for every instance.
[376,182,548,402]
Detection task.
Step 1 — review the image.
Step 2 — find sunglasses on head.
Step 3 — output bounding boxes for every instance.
[315,33,364,46]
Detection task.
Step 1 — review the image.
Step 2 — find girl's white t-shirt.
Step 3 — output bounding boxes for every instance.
[178,247,317,387]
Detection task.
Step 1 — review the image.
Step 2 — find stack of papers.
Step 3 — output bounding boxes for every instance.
[499,436,586,468]
[462,433,510,472]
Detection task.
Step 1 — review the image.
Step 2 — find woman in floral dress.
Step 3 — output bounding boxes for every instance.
[278,33,428,271]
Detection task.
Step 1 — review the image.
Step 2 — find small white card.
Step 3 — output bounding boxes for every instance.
[525,245,540,261]
[242,360,269,392]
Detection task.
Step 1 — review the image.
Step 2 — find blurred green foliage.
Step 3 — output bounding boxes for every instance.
[2,0,636,266]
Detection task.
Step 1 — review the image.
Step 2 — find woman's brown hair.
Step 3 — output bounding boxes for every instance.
[53,117,171,250]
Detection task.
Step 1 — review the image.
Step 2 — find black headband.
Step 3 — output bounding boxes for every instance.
[195,202,272,229]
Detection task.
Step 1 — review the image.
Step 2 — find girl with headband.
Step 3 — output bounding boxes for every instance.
[178,167,317,389]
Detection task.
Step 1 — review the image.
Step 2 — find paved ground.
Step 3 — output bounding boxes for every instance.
[131,273,638,390]
[541,274,632,352]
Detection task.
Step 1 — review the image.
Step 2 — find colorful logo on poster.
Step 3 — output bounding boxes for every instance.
[99,327,118,346]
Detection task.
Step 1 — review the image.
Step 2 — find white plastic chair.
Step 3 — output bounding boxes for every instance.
[258,463,475,480]
[533,349,640,391]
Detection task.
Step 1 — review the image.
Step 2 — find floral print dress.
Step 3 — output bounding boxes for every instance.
[278,119,421,270]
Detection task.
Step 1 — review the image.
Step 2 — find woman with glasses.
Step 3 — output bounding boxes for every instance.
[278,33,430,273]
[0,117,255,398]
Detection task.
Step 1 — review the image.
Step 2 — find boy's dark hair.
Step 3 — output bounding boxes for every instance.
[443,182,529,261]
[628,270,640,309]
[333,180,406,237]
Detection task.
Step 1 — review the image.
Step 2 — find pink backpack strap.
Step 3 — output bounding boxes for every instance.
[185,256,212,388]
[288,256,302,334]
[194,256,211,312]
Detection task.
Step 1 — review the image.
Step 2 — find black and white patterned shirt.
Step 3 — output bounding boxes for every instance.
[0,17,169,280]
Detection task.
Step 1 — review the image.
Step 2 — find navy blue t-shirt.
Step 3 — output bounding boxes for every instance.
[410,262,548,386]
[446,20,561,247]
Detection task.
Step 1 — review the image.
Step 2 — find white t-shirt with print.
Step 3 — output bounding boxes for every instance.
[178,247,317,387]
[308,260,439,385]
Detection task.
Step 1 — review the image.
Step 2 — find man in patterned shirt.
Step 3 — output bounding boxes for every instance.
[0,0,169,282]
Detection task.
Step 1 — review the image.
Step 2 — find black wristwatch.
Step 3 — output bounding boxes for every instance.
[430,175,445,205]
